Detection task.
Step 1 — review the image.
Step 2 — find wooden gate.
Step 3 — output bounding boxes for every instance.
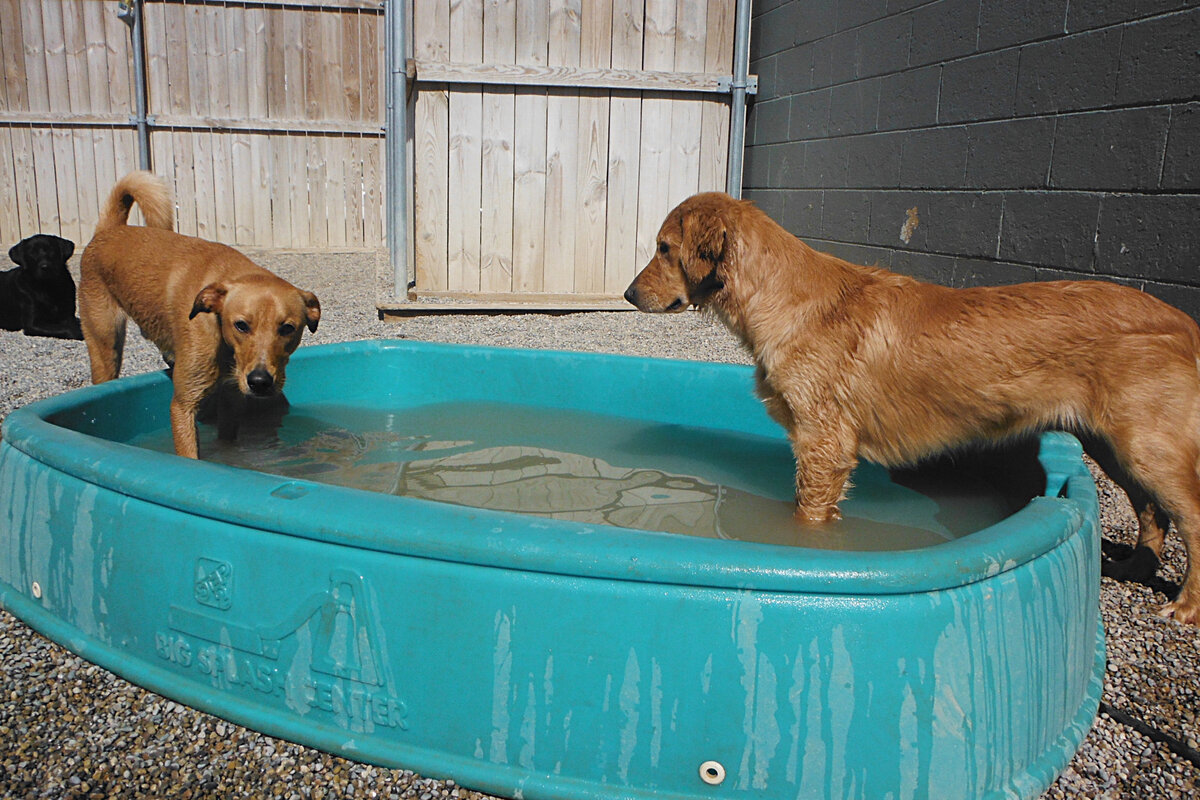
[405,0,738,306]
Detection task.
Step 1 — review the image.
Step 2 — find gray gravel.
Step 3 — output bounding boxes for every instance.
[1,251,1198,799]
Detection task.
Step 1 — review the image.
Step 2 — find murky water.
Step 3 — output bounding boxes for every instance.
[129,401,1038,550]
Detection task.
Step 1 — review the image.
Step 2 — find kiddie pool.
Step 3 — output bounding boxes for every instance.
[0,340,1103,800]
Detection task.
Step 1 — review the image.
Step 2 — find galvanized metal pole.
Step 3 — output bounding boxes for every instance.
[385,0,410,300]
[726,0,752,198]
[117,0,152,171]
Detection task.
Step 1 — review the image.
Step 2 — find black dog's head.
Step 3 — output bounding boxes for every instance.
[9,234,75,279]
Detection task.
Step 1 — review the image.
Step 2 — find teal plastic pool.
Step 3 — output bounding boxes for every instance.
[0,340,1103,799]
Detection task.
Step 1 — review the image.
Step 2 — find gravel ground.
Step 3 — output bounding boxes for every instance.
[1,250,1198,799]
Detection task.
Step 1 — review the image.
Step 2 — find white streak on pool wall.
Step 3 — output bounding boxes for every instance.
[490,609,513,764]
[617,647,640,783]
[734,593,779,790]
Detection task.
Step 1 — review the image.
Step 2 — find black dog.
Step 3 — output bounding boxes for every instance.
[1,234,83,339]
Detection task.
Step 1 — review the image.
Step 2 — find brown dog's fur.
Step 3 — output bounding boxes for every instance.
[80,172,321,459]
[625,191,1200,624]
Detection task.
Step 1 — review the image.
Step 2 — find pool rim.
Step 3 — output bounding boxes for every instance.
[0,338,1097,597]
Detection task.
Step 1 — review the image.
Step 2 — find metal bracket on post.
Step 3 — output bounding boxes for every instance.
[117,0,153,172]
[716,75,758,95]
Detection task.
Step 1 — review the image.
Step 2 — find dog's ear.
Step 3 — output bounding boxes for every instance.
[300,290,321,333]
[56,237,75,262]
[8,240,25,267]
[189,283,228,319]
[680,204,727,278]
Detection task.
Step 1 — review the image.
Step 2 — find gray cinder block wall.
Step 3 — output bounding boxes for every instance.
[742,0,1200,317]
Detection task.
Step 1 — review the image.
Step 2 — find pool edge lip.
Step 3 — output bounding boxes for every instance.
[0,339,1098,596]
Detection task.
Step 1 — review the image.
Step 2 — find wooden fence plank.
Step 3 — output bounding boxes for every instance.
[20,3,48,112]
[0,128,19,240]
[480,0,516,293]
[573,0,612,295]
[635,0,677,268]
[448,0,483,292]
[511,0,548,293]
[667,0,705,210]
[699,0,732,192]
[604,0,643,294]
[543,0,581,294]
[0,0,27,111]
[10,128,39,236]
[413,1,449,290]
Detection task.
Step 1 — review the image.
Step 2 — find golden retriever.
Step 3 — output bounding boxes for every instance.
[80,172,321,459]
[625,191,1200,624]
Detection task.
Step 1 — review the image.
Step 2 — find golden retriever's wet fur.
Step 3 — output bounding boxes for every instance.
[625,192,1200,624]
[80,172,321,460]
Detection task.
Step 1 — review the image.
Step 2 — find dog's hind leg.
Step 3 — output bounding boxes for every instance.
[78,279,127,383]
[1082,434,1170,584]
[1104,426,1200,624]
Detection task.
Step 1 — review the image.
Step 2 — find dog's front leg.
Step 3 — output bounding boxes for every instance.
[169,398,200,459]
[787,419,858,524]
[169,359,218,459]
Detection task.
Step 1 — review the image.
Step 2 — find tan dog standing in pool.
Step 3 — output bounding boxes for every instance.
[625,191,1200,624]
[80,172,321,459]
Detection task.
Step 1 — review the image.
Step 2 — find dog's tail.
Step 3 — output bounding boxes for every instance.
[95,171,174,233]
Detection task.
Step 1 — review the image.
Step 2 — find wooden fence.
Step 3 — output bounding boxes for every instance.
[0,0,385,252]
[1,1,743,304]
[409,0,736,302]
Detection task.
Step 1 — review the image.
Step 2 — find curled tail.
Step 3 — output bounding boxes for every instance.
[95,171,174,232]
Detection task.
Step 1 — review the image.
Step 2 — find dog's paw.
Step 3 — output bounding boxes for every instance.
[795,505,842,525]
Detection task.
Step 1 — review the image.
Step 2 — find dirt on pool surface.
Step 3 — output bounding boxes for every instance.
[0,251,1197,799]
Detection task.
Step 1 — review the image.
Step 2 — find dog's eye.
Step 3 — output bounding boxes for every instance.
[658,242,670,255]
[233,320,251,334]
[278,323,297,337]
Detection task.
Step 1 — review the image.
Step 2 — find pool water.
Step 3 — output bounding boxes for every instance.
[131,400,1038,551]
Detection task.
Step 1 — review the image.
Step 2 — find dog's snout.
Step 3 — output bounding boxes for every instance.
[246,368,275,396]
[623,285,638,306]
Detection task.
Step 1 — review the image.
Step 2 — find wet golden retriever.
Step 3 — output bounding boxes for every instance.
[80,172,321,459]
[625,191,1200,624]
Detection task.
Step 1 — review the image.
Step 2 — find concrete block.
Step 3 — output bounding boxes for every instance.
[998,191,1101,271]
[900,127,970,189]
[789,89,832,141]
[844,132,904,189]
[1116,9,1200,106]
[855,15,912,79]
[964,117,1055,189]
[1163,103,1200,190]
[909,0,982,67]
[979,0,1068,50]
[770,141,808,187]
[920,191,1005,258]
[1015,28,1120,114]
[1050,108,1171,191]
[822,190,874,241]
[878,65,940,131]
[940,50,1019,124]
[829,78,882,136]
[1096,194,1200,282]
[867,190,931,250]
[781,189,825,238]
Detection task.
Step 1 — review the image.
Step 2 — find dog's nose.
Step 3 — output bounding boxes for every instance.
[623,285,637,305]
[246,368,274,396]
